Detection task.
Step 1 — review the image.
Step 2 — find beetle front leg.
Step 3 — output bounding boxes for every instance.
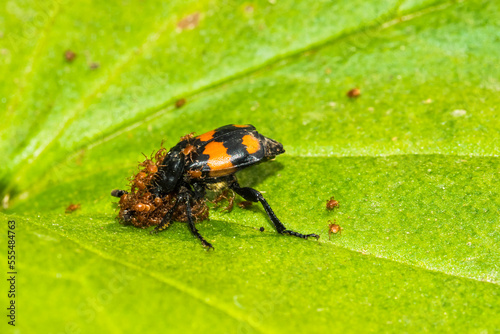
[111,189,128,198]
[181,189,214,250]
[230,180,319,240]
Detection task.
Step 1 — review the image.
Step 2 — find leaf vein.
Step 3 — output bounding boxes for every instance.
[30,220,268,334]
[12,0,457,190]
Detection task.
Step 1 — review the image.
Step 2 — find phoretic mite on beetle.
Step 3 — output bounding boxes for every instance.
[111,124,319,249]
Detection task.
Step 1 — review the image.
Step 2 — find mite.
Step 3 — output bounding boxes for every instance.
[112,124,319,249]
[328,220,342,239]
[326,196,339,210]
[347,87,361,98]
[65,203,81,213]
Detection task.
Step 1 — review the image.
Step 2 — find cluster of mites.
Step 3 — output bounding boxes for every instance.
[115,144,210,228]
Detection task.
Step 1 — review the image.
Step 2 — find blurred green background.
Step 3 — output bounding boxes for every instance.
[1,0,499,333]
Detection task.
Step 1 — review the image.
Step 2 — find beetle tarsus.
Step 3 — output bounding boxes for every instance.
[202,240,214,250]
[283,230,320,240]
[230,179,318,241]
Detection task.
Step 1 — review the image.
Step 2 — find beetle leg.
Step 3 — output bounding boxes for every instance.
[230,180,319,240]
[151,197,179,234]
[192,182,206,200]
[181,189,214,250]
[111,189,128,198]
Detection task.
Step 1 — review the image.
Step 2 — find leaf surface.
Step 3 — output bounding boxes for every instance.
[1,0,499,333]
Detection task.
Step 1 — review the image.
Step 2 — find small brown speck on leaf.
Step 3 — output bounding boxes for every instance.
[64,50,76,62]
[347,88,361,98]
[75,149,86,165]
[66,203,81,213]
[259,227,265,232]
[89,62,100,70]
[177,12,200,32]
[175,98,186,108]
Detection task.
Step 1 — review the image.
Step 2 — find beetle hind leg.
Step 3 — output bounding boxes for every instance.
[230,180,319,240]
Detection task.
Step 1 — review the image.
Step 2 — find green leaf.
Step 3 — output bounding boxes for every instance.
[1,0,500,333]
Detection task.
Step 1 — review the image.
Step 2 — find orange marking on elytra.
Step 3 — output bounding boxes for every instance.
[232,124,249,128]
[197,130,215,142]
[203,141,234,172]
[242,134,260,154]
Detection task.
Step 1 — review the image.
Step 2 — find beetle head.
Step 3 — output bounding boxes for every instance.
[151,149,185,196]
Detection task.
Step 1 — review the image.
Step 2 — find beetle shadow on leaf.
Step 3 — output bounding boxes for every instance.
[236,161,284,188]
[203,219,277,240]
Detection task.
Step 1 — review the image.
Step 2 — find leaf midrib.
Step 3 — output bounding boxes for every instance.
[18,212,500,288]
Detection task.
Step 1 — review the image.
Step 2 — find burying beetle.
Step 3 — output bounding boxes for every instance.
[112,124,319,249]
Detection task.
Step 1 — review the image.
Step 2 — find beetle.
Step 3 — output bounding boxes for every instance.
[112,124,319,249]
